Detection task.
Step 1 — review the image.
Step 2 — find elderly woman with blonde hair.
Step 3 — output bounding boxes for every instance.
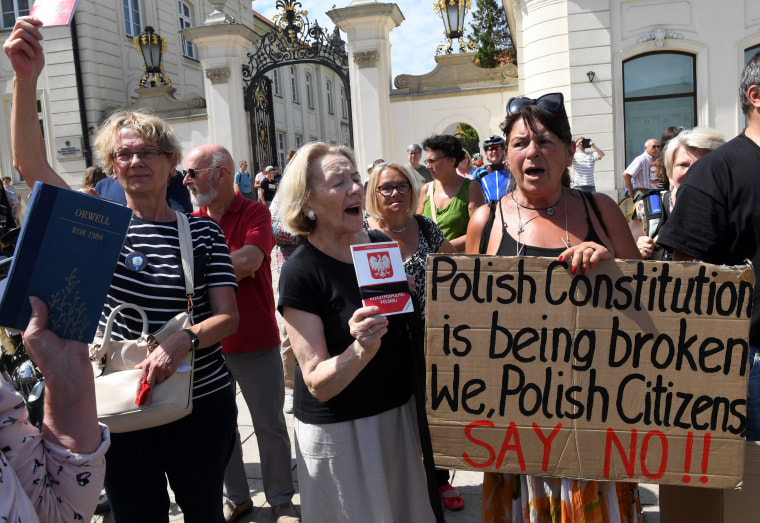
[277,143,438,521]
[636,127,725,260]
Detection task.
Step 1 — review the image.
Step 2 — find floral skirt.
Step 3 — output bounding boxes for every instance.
[482,473,641,523]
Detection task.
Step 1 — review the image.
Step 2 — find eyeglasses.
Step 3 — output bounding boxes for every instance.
[506,92,565,116]
[377,182,411,197]
[485,145,503,152]
[652,145,661,149]
[424,156,447,167]
[182,166,219,178]
[111,149,165,163]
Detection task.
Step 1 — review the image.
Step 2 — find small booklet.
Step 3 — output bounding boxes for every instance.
[0,182,132,342]
[351,241,413,315]
[30,0,80,27]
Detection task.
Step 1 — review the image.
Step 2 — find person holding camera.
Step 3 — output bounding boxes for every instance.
[471,135,512,202]
[572,137,605,193]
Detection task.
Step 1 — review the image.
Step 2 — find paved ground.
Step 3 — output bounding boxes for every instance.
[91,386,661,522]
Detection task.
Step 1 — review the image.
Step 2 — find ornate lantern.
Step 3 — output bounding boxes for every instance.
[434,0,472,39]
[134,26,171,88]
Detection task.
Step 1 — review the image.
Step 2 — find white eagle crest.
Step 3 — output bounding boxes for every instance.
[369,253,392,278]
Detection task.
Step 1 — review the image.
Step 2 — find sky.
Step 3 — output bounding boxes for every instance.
[253,1,452,77]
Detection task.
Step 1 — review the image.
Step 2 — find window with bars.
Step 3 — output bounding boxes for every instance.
[1,0,29,30]
[123,0,142,37]
[178,2,197,60]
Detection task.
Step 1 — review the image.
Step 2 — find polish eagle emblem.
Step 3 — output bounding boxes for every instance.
[368,252,393,279]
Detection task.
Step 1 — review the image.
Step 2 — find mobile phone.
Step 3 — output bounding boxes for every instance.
[581,138,591,149]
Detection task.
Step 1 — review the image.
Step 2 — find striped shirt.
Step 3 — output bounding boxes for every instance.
[99,215,237,400]
[572,151,600,187]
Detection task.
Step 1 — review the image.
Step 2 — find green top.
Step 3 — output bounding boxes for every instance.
[422,178,472,241]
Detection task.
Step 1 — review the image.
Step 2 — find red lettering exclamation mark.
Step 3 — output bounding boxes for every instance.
[682,431,693,483]
[699,433,711,484]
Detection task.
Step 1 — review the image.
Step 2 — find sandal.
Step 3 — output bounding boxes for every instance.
[438,482,464,511]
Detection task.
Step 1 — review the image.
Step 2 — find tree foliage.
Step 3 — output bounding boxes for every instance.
[454,123,481,156]
[469,0,515,68]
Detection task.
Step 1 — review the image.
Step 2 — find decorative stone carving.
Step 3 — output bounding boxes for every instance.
[205,66,231,84]
[123,86,207,119]
[353,50,379,66]
[637,26,683,48]
[393,53,517,95]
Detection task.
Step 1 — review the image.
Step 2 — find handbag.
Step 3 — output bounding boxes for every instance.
[89,211,196,433]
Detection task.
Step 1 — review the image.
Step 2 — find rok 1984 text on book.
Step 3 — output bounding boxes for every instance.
[0,182,132,342]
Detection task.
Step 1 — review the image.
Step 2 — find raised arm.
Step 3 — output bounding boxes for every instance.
[4,17,69,189]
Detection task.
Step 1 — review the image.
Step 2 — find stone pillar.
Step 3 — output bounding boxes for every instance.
[328,1,404,171]
[182,22,258,163]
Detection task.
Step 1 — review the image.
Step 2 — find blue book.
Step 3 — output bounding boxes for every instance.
[0,182,132,342]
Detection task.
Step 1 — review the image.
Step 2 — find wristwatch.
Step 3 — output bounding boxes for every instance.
[182,329,200,351]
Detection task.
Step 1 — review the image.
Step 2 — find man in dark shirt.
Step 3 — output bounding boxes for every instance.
[659,50,760,441]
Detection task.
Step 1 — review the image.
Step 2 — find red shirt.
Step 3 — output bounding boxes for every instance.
[194,194,279,353]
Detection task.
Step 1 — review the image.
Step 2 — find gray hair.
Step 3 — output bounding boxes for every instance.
[740,50,760,116]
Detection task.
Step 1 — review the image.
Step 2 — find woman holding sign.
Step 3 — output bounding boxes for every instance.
[277,143,438,521]
[466,93,641,522]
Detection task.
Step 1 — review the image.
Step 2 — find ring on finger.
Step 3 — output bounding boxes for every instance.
[368,327,374,335]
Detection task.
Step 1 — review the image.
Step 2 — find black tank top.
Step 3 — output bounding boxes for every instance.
[489,191,608,256]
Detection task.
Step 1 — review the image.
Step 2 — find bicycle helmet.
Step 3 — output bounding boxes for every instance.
[483,135,506,148]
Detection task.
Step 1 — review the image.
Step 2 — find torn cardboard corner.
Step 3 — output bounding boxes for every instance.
[424,255,754,489]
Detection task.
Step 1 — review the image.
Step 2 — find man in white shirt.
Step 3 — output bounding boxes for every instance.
[622,138,659,199]
[572,137,605,193]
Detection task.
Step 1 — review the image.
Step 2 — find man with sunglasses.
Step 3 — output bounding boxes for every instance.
[622,138,659,200]
[183,144,300,523]
[471,134,512,202]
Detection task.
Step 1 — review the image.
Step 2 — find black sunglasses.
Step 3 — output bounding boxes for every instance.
[506,92,565,115]
[182,166,218,178]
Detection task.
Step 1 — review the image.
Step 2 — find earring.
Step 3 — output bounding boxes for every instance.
[306,210,316,220]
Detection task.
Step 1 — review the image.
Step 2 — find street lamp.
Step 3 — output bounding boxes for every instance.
[134,26,171,88]
[434,0,472,40]
[434,0,476,55]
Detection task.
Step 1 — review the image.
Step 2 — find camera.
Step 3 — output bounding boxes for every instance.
[490,162,506,171]
[581,138,592,149]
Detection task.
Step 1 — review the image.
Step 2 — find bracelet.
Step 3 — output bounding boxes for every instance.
[182,328,200,351]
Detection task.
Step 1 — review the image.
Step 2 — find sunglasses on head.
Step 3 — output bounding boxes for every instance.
[506,92,565,116]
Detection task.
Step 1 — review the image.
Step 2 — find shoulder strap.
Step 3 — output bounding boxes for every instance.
[414,214,434,247]
[478,200,498,254]
[175,211,196,317]
[580,191,609,238]
[427,182,437,223]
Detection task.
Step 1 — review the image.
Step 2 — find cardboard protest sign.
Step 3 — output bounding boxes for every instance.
[425,255,753,488]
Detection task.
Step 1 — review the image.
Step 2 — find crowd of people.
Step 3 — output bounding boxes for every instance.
[3,13,760,523]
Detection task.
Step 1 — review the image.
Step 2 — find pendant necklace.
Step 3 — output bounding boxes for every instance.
[512,188,564,216]
[513,188,570,255]
[390,225,407,233]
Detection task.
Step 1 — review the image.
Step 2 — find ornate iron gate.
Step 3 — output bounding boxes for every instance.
[247,76,277,173]
[243,0,352,173]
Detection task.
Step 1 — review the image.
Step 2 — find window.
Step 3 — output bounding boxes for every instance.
[276,132,286,169]
[178,2,197,60]
[326,81,334,115]
[2,0,29,30]
[123,0,141,37]
[290,66,299,104]
[272,69,281,97]
[295,135,303,149]
[622,52,696,165]
[305,73,314,108]
[340,86,348,119]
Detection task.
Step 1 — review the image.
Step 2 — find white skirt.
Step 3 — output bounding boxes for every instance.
[294,397,435,523]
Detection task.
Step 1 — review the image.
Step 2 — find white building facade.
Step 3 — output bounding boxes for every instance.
[0,1,349,195]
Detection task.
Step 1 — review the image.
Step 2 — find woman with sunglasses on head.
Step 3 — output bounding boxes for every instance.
[466,92,642,523]
[6,18,240,522]
[417,135,486,252]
